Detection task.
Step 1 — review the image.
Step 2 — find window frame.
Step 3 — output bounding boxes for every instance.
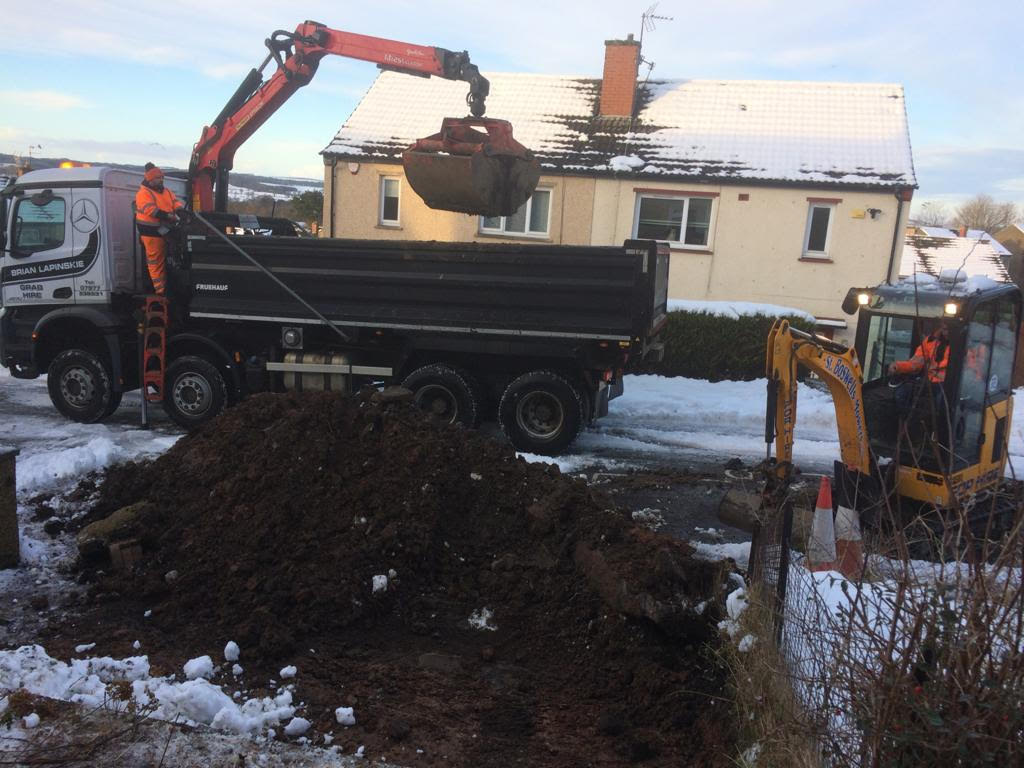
[378,176,401,227]
[11,195,68,257]
[478,188,552,238]
[802,202,836,258]
[631,193,716,251]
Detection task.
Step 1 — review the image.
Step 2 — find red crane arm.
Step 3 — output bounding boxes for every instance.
[188,20,489,212]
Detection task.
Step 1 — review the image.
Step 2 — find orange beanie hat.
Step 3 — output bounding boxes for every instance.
[144,166,164,183]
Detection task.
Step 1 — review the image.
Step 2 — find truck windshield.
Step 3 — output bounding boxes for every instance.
[862,314,915,382]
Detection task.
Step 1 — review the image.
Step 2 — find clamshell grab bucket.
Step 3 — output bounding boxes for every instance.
[403,118,541,217]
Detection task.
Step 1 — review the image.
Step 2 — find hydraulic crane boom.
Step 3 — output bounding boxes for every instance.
[765,319,873,482]
[189,20,536,214]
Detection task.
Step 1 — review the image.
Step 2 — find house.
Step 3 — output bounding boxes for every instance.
[901,226,1011,282]
[994,224,1024,258]
[993,224,1024,285]
[321,36,917,341]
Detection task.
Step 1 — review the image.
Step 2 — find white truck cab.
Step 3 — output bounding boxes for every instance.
[1,167,185,307]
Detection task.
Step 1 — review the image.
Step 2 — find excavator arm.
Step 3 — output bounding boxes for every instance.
[189,20,537,214]
[765,319,873,483]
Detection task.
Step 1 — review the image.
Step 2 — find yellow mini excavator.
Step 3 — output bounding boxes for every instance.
[764,274,1022,545]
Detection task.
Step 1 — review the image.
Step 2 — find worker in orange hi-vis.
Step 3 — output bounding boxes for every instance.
[134,163,185,296]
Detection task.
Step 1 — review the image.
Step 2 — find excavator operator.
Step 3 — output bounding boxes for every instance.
[888,319,951,419]
[135,163,186,296]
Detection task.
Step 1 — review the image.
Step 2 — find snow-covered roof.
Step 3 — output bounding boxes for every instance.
[915,226,1010,254]
[324,72,916,188]
[900,232,1011,282]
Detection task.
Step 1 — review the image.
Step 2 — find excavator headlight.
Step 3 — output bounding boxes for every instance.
[944,302,959,316]
[856,292,870,306]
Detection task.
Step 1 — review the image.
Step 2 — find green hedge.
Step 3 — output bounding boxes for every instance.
[644,310,817,382]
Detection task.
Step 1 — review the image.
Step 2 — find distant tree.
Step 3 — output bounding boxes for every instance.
[916,201,950,227]
[953,194,1020,234]
[289,191,324,226]
[228,196,280,217]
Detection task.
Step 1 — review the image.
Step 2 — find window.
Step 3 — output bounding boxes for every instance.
[13,195,66,255]
[379,177,400,226]
[633,194,713,248]
[862,314,914,382]
[480,189,550,236]
[803,203,834,257]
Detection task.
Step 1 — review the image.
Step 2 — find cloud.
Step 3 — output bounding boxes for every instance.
[0,90,89,110]
[914,145,1024,206]
[0,130,189,168]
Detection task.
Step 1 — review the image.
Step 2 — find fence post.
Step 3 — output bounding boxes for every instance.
[0,448,20,569]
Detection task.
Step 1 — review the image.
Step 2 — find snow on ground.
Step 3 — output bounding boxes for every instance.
[557,374,1024,476]
[0,368,180,495]
[576,374,843,471]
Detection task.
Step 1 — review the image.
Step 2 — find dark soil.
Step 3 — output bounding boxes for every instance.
[46,390,736,767]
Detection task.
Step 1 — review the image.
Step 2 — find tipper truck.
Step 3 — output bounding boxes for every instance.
[0,166,669,454]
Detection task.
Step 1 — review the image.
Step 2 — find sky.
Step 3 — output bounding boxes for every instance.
[1,0,1021,216]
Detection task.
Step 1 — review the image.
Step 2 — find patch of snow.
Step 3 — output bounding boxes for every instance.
[283,716,310,736]
[279,665,297,679]
[738,634,757,653]
[74,643,96,654]
[691,540,752,567]
[223,641,240,662]
[371,574,388,593]
[335,706,356,726]
[470,472,482,481]
[22,712,40,728]
[468,607,497,631]
[232,664,243,677]
[608,154,646,172]
[17,434,179,494]
[183,655,214,680]
[668,299,816,323]
[631,507,666,530]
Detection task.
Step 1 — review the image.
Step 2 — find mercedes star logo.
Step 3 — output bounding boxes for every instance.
[71,199,99,233]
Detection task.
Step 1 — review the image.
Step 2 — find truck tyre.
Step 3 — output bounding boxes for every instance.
[498,370,585,455]
[402,364,481,427]
[163,356,227,430]
[103,391,124,419]
[47,349,116,424]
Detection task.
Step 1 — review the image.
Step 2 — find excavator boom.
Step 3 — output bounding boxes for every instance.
[765,319,872,483]
[189,20,538,215]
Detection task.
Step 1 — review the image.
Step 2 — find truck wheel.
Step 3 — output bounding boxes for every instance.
[498,371,584,455]
[47,350,116,424]
[402,364,481,427]
[103,391,124,419]
[163,356,227,430]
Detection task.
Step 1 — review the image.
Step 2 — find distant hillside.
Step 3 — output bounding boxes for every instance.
[0,154,321,202]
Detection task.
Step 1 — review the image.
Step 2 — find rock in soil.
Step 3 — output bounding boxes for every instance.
[57,391,736,767]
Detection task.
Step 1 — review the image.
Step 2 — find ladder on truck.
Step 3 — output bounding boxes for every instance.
[139,295,168,426]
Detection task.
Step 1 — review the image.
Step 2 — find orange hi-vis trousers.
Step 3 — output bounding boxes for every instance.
[140,235,167,295]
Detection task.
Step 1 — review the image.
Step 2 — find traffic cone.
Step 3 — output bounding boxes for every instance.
[807,476,837,571]
[834,503,864,580]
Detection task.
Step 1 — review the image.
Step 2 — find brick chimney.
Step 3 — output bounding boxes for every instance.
[599,34,641,117]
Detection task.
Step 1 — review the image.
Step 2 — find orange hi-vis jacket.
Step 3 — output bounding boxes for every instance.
[892,333,950,383]
[135,184,184,232]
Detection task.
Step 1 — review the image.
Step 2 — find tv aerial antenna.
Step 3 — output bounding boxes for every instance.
[638,3,673,79]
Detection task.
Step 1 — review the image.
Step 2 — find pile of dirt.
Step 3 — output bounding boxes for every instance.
[63,390,736,766]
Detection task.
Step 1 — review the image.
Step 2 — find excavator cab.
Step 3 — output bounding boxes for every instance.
[847,277,1022,505]
[403,118,540,217]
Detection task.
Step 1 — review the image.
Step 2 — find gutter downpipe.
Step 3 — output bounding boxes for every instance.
[324,155,338,238]
[885,187,909,284]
